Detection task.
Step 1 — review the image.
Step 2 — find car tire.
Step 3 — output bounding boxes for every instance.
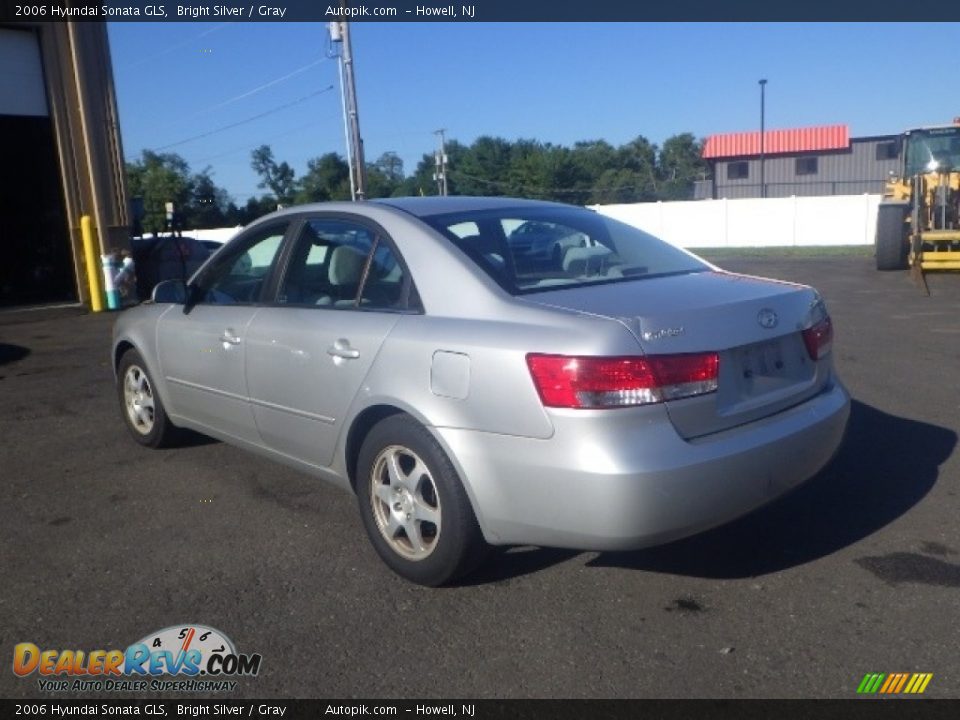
[117,349,179,448]
[876,203,908,271]
[356,414,488,586]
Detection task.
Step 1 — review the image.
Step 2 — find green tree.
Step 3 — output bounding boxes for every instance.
[125,150,195,234]
[454,136,512,196]
[364,152,407,198]
[617,135,660,201]
[223,201,244,226]
[236,195,279,225]
[250,145,296,206]
[183,168,230,228]
[657,133,708,201]
[539,145,585,203]
[503,139,546,197]
[364,167,396,199]
[396,155,435,196]
[570,140,618,203]
[295,153,351,203]
[593,168,647,204]
[374,151,404,183]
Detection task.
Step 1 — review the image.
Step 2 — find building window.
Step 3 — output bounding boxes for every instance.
[796,157,818,176]
[875,141,898,161]
[727,162,749,180]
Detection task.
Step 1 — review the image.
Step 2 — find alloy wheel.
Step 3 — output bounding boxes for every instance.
[123,365,155,435]
[369,444,442,561]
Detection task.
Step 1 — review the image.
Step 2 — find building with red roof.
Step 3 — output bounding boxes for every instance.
[696,124,899,200]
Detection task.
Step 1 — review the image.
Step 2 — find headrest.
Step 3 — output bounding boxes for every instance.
[562,246,613,275]
[328,245,367,286]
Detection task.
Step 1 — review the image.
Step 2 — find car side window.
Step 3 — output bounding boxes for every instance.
[196,224,287,305]
[359,242,407,310]
[277,218,416,312]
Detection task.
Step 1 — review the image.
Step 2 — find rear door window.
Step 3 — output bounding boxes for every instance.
[276,217,418,311]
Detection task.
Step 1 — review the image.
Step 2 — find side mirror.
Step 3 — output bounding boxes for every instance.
[151,279,188,304]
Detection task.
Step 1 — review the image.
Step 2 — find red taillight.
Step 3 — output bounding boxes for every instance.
[802,316,834,361]
[525,353,719,409]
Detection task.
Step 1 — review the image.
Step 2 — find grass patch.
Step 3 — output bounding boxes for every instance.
[693,245,872,259]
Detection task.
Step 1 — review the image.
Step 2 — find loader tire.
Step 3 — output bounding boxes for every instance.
[876,204,908,271]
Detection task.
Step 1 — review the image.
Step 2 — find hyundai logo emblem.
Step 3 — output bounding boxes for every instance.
[757,308,779,329]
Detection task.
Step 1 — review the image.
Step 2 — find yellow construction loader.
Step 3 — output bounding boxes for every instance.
[875,120,960,281]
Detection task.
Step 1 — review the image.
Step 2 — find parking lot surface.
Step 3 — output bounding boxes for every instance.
[1,255,958,699]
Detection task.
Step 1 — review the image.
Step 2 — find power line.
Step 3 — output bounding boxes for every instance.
[153,86,335,151]
[192,57,329,118]
[187,114,339,165]
[123,23,229,70]
[128,55,335,144]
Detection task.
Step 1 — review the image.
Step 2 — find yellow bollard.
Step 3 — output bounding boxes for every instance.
[81,215,104,312]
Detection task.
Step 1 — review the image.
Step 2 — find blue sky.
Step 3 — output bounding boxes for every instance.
[108,22,960,204]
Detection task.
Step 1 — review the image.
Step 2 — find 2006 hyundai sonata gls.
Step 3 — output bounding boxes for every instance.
[113,197,849,585]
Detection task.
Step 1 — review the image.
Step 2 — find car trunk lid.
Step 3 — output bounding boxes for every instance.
[524,270,832,439]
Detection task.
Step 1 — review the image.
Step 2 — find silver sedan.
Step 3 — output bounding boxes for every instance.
[112,197,850,586]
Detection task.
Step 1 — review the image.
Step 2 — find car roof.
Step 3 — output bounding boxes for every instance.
[372,195,571,218]
[239,196,584,234]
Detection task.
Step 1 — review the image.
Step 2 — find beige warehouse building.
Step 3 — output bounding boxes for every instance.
[0,18,129,307]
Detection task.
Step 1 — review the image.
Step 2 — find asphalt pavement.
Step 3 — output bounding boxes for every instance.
[1,255,958,699]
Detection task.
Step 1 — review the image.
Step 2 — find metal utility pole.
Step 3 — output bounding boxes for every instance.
[338,12,366,200]
[328,21,356,201]
[759,78,767,199]
[434,129,448,196]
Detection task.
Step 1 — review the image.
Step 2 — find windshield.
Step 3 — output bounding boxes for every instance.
[421,205,708,294]
[904,126,960,175]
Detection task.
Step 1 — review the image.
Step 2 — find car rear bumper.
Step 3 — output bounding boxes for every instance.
[435,380,850,550]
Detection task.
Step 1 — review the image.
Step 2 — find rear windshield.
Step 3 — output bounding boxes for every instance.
[420,206,708,294]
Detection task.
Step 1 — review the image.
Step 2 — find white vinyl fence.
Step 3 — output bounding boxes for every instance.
[140,226,242,244]
[591,194,882,249]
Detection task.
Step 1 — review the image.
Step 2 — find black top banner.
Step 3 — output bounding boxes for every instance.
[2,699,960,720]
[2,0,960,22]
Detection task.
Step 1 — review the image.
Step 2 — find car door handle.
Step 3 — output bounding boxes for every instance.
[220,329,241,346]
[327,339,360,360]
